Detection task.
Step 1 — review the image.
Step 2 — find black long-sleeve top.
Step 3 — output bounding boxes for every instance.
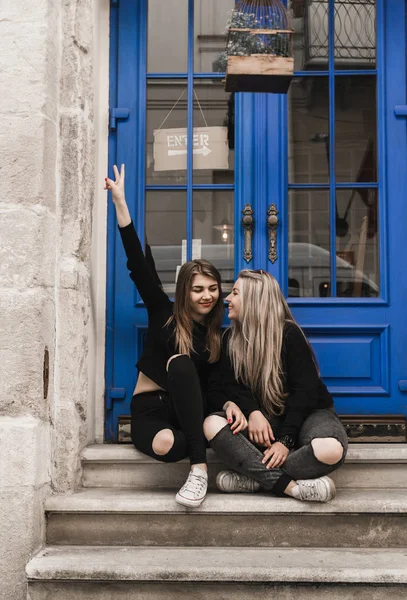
[119,222,213,392]
[211,323,333,443]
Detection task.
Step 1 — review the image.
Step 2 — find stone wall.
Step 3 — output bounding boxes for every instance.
[0,0,96,597]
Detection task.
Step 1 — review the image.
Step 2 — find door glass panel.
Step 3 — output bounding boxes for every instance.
[146,80,187,185]
[334,0,376,69]
[193,80,234,185]
[148,0,188,73]
[288,190,331,297]
[335,76,377,182]
[193,190,234,295]
[145,190,186,295]
[194,0,234,73]
[288,77,330,183]
[294,0,376,70]
[335,188,379,297]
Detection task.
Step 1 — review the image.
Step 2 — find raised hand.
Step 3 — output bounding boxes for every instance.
[104,164,131,227]
[105,164,125,205]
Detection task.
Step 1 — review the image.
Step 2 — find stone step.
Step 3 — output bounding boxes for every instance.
[81,443,407,490]
[26,546,407,599]
[45,488,407,548]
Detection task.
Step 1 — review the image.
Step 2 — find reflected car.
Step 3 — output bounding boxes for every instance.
[149,243,379,298]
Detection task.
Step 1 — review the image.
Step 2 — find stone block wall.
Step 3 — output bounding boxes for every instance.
[0,0,97,597]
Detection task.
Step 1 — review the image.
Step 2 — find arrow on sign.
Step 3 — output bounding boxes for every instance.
[168,146,212,157]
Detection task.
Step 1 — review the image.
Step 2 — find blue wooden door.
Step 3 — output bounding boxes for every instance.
[106,0,407,441]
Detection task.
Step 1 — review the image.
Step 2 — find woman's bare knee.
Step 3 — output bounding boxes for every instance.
[166,354,186,371]
[203,415,228,441]
[311,437,344,465]
[152,429,174,455]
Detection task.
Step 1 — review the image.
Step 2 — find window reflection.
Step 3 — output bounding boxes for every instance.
[146,81,187,185]
[336,188,379,297]
[335,76,377,183]
[290,0,376,71]
[288,77,330,183]
[193,80,234,185]
[148,0,188,73]
[194,0,235,73]
[193,190,234,294]
[146,191,186,295]
[288,190,331,297]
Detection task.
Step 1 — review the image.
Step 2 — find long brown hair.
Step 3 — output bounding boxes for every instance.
[168,260,224,363]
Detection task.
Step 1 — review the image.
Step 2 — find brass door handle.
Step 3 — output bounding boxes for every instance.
[267,204,279,263]
[241,204,254,263]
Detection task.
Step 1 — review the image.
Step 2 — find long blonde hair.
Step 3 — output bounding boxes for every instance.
[168,260,224,363]
[227,270,300,416]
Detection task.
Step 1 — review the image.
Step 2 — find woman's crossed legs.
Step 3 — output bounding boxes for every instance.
[204,408,347,502]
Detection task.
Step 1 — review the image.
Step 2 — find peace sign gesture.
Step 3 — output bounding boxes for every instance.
[104,164,131,227]
[104,164,125,205]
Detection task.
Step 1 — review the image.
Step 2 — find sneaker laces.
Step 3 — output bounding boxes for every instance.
[298,479,323,501]
[232,473,258,492]
[181,471,207,497]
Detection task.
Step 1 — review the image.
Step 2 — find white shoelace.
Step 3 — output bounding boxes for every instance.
[298,479,324,500]
[181,472,207,497]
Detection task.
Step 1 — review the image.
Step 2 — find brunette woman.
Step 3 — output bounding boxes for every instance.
[105,165,243,507]
[204,270,348,502]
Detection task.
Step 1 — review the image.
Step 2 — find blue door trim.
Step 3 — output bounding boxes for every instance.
[105,0,407,440]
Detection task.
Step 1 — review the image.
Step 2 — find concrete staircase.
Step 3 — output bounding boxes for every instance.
[26,444,407,599]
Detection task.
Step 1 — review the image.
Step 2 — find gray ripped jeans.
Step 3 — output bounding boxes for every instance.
[209,407,348,497]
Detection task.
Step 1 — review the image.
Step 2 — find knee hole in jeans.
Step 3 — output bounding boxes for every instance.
[203,415,228,442]
[152,428,175,455]
[311,437,344,465]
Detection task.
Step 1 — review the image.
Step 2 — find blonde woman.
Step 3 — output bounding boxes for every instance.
[204,270,348,503]
[105,165,244,507]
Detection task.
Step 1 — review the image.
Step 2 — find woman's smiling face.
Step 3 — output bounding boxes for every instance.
[188,273,220,322]
[226,278,242,322]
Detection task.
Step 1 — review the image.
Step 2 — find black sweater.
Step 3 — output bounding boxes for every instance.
[211,323,333,442]
[119,222,213,392]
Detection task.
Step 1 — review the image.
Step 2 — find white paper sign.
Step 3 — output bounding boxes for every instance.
[182,239,202,264]
[154,126,229,171]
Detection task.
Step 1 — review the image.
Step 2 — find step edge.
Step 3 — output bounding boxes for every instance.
[81,444,407,465]
[26,546,407,584]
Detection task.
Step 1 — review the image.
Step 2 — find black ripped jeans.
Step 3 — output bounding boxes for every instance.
[210,407,348,496]
[131,355,208,465]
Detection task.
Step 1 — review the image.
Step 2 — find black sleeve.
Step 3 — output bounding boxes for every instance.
[218,337,261,418]
[145,242,163,289]
[278,324,322,440]
[119,222,171,312]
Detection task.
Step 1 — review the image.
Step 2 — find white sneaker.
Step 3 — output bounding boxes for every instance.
[216,470,260,493]
[175,466,208,508]
[292,475,336,502]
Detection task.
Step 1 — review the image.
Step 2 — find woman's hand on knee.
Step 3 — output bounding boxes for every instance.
[262,442,289,469]
[248,411,275,447]
[224,401,247,434]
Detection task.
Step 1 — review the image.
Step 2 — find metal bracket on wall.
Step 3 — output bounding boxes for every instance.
[394,105,407,117]
[109,108,130,131]
[106,387,126,411]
